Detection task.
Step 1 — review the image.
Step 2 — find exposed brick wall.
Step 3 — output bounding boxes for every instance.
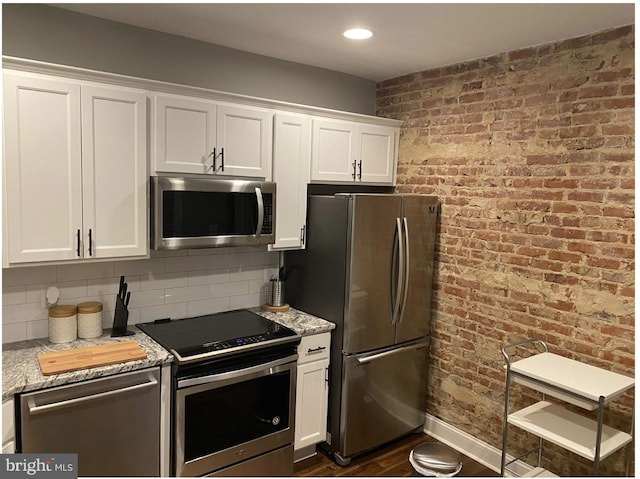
[377,26,634,475]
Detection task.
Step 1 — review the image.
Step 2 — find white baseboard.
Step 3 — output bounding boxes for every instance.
[423,413,534,477]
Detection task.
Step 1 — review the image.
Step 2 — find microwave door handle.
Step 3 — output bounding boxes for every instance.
[255,187,264,237]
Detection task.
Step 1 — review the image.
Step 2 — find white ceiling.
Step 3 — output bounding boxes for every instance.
[54,3,635,82]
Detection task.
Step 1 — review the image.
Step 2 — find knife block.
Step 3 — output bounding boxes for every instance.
[111,295,134,337]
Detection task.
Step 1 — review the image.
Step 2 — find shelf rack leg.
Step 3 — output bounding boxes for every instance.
[593,396,605,475]
[501,365,512,476]
[624,401,634,476]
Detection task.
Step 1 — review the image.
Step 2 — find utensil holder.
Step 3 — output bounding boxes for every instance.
[270,279,285,307]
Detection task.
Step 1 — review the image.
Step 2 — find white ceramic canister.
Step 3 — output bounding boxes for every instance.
[77,301,104,339]
[48,305,78,343]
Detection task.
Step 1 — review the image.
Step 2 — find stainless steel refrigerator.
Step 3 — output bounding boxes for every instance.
[286,193,439,465]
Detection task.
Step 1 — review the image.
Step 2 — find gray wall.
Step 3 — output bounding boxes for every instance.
[3,4,376,114]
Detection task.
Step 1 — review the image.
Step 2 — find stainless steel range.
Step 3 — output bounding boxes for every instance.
[137,309,300,477]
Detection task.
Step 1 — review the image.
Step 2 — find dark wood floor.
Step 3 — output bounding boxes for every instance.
[293,433,500,477]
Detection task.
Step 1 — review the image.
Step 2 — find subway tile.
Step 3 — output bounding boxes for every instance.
[3,322,27,343]
[141,272,188,291]
[25,284,47,305]
[210,253,244,269]
[87,276,141,297]
[230,293,261,310]
[248,251,279,266]
[56,262,115,282]
[114,258,165,276]
[164,285,210,304]
[229,268,265,282]
[140,303,189,323]
[187,297,230,317]
[128,290,165,309]
[188,269,230,286]
[165,255,210,273]
[211,281,249,298]
[3,266,56,286]
[26,319,49,341]
[2,302,49,324]
[57,280,89,301]
[3,285,26,305]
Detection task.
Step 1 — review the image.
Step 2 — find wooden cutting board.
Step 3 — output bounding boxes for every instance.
[37,340,147,376]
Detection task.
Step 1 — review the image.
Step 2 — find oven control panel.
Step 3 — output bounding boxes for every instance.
[204,335,267,350]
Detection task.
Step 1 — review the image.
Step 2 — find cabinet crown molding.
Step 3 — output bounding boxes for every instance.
[3,55,403,127]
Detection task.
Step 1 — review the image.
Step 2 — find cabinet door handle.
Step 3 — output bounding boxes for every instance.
[352,160,357,180]
[307,346,326,354]
[88,229,93,256]
[209,147,217,171]
[220,147,224,171]
[358,160,362,179]
[300,225,306,245]
[76,229,81,257]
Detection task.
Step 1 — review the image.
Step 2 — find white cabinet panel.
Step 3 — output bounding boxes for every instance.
[216,105,271,178]
[152,95,271,178]
[3,71,148,265]
[81,86,148,258]
[270,113,310,250]
[295,333,331,453]
[311,119,357,183]
[311,118,397,185]
[358,124,396,184]
[3,73,83,263]
[2,398,14,454]
[153,95,216,174]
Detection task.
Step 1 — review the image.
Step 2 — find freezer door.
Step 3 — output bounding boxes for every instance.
[396,196,439,344]
[339,340,429,459]
[344,194,402,354]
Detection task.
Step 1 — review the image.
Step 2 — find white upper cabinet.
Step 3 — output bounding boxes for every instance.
[311,118,398,185]
[152,94,272,179]
[153,95,216,174]
[270,113,311,251]
[4,73,83,264]
[3,71,148,265]
[81,86,148,259]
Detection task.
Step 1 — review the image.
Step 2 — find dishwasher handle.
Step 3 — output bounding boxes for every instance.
[27,374,158,416]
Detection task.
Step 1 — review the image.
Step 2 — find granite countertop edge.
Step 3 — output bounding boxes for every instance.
[2,307,334,401]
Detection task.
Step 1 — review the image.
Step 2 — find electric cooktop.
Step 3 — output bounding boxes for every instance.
[137,309,300,363]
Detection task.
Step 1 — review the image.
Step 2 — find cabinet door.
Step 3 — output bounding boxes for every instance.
[295,359,329,451]
[3,73,83,263]
[2,398,14,454]
[357,124,397,185]
[311,119,357,183]
[81,86,148,259]
[270,113,310,250]
[215,104,271,178]
[153,94,216,174]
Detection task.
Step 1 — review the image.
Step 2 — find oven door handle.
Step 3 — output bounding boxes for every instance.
[177,354,297,389]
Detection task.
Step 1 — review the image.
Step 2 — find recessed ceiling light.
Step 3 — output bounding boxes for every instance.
[343,28,373,40]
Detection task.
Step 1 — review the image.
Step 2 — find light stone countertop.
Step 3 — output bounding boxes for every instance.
[251,306,336,336]
[2,307,334,401]
[2,330,172,401]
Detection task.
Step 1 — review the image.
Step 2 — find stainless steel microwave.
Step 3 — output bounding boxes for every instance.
[150,176,275,250]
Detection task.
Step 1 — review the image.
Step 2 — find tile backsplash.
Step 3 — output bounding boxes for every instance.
[2,247,280,343]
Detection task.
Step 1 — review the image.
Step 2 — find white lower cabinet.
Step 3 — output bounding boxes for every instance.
[295,332,331,461]
[2,398,15,454]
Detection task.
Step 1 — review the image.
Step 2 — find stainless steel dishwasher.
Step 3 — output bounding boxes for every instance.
[18,368,160,477]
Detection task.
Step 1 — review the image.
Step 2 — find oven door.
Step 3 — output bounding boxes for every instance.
[175,354,296,477]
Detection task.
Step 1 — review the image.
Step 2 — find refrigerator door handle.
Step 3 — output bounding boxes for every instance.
[398,217,411,323]
[391,217,404,324]
[356,339,429,365]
